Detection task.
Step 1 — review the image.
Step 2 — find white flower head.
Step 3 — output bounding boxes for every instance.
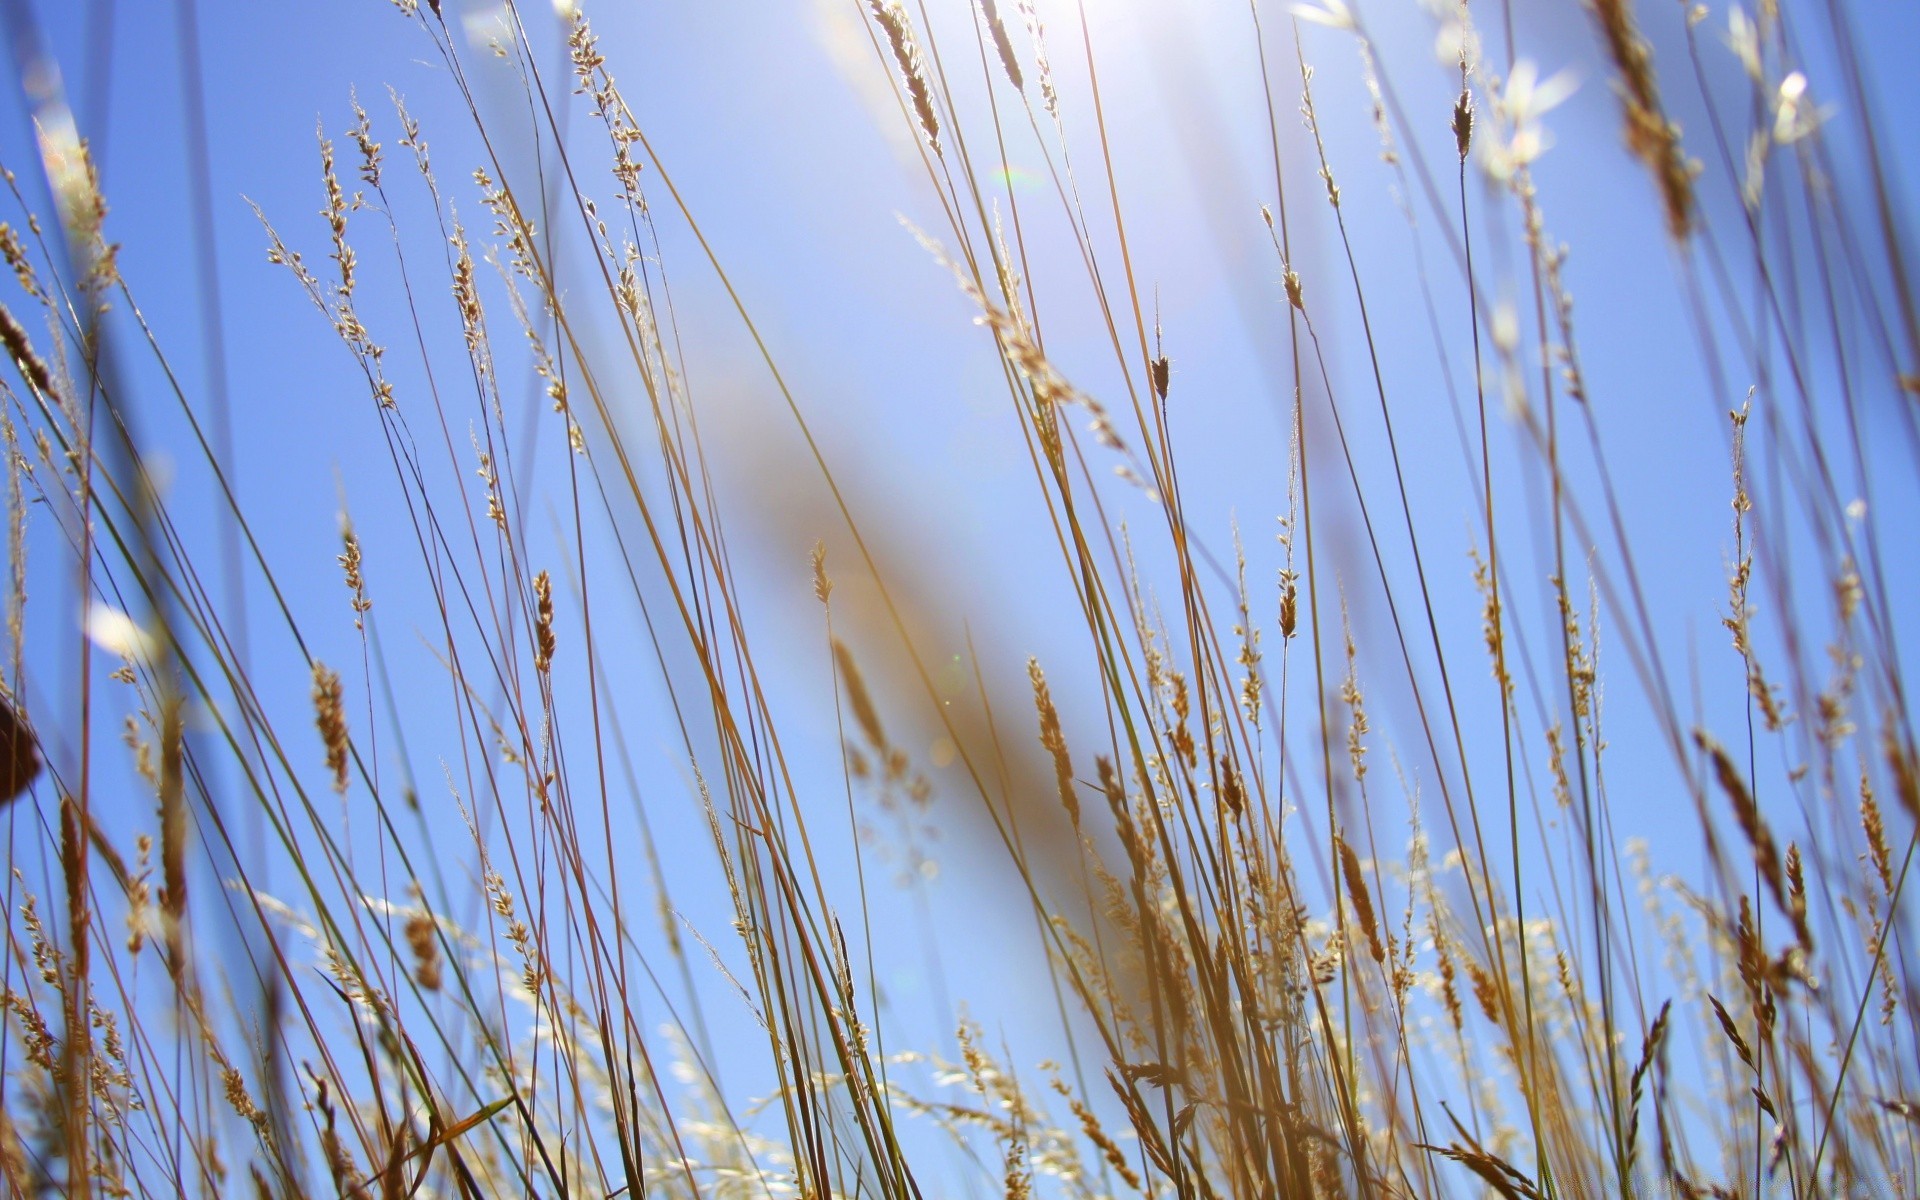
[86,602,159,666]
[1499,59,1578,127]
[1728,7,1763,82]
[1291,0,1354,31]
[1480,59,1578,181]
[1773,71,1830,144]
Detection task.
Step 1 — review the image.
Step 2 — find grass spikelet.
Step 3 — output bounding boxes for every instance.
[1696,729,1786,919]
[1339,607,1369,782]
[1453,85,1474,161]
[1013,0,1058,120]
[533,569,556,674]
[1279,568,1298,640]
[1217,751,1244,816]
[347,88,381,188]
[405,902,442,992]
[123,835,151,955]
[911,224,1133,462]
[870,0,942,155]
[312,661,349,793]
[1884,726,1920,822]
[811,539,832,605]
[0,300,56,401]
[337,514,370,629]
[0,222,40,300]
[1860,770,1893,898]
[316,125,353,298]
[0,1106,28,1195]
[834,637,887,750]
[1626,999,1671,1174]
[1587,0,1695,238]
[1028,657,1078,827]
[1049,1073,1141,1191]
[158,695,187,983]
[309,1068,366,1197]
[1430,909,1465,1039]
[1338,835,1384,965]
[979,0,1024,92]
[57,792,94,1193]
[1421,1132,1544,1200]
[1707,993,1754,1070]
[1462,954,1503,1027]
[1784,841,1810,951]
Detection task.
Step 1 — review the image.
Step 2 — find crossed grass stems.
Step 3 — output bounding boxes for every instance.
[0,0,1915,1195]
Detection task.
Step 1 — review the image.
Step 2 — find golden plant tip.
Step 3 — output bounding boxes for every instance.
[1284,267,1304,310]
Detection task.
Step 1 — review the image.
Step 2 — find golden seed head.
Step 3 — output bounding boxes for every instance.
[533,570,556,673]
[312,661,349,793]
[980,0,1024,92]
[1028,657,1077,826]
[870,1,942,155]
[1453,88,1474,160]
